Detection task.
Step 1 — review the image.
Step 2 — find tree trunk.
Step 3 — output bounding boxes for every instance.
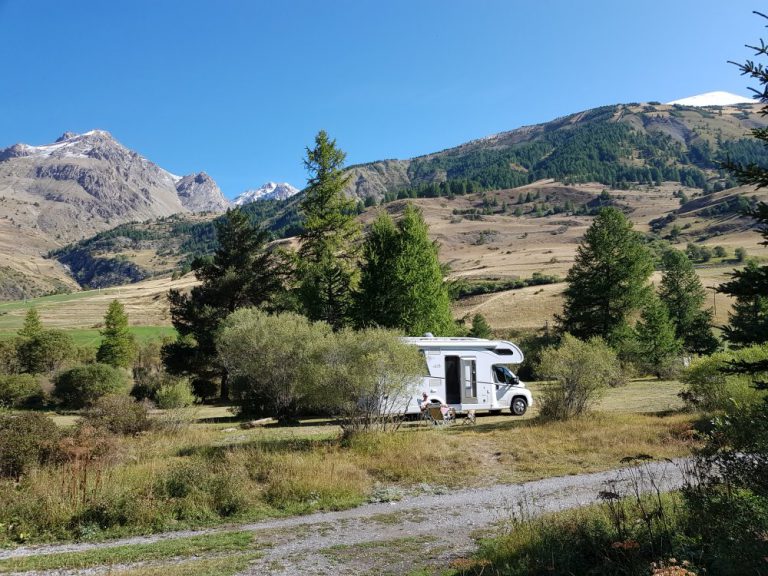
[220,370,229,402]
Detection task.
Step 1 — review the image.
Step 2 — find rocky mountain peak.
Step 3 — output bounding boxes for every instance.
[55,131,78,142]
[233,181,300,205]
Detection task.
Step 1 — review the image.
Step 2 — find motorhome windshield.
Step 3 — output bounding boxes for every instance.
[492,365,518,384]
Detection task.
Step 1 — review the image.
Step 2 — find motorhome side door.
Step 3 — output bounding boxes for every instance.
[460,357,477,403]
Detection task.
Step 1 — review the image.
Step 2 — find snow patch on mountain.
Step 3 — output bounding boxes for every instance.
[233,182,300,205]
[667,91,754,107]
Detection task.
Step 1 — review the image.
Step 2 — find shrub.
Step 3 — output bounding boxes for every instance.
[0,338,20,375]
[536,334,623,420]
[154,378,195,409]
[0,411,58,478]
[17,330,76,374]
[315,327,424,436]
[680,344,768,411]
[131,339,170,400]
[0,374,43,407]
[81,394,152,435]
[54,363,129,408]
[218,309,333,421]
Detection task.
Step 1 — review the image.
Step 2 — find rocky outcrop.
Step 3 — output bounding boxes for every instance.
[344,159,412,202]
[176,172,230,212]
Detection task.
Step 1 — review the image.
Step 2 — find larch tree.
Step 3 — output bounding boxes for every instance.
[96,299,137,368]
[18,308,43,340]
[558,207,653,341]
[469,313,493,339]
[634,293,681,378]
[163,208,286,400]
[659,249,719,354]
[355,211,399,328]
[355,205,455,336]
[297,130,361,330]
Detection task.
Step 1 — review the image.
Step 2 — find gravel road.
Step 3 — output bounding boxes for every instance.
[1,458,690,575]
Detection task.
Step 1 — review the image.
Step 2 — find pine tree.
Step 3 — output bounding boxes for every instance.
[659,249,718,354]
[720,260,768,346]
[355,205,455,335]
[97,300,137,368]
[164,208,285,399]
[297,130,361,329]
[469,313,493,338]
[558,207,653,341]
[18,308,43,340]
[635,293,681,378]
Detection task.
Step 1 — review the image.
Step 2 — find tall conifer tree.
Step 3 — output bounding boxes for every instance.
[297,131,361,329]
[97,300,137,368]
[164,208,284,399]
[659,249,718,354]
[356,205,454,335]
[558,207,653,341]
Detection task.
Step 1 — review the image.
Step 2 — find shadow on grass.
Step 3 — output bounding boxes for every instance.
[450,415,540,434]
[196,414,241,424]
[177,435,340,459]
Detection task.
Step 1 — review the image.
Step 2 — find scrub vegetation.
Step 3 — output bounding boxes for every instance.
[0,386,694,547]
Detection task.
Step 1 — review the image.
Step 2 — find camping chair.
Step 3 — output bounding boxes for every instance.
[427,405,455,426]
[462,409,477,425]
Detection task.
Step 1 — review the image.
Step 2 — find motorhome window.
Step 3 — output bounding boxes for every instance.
[495,349,515,355]
[493,365,515,384]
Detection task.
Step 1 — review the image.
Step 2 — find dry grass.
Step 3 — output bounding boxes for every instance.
[0,379,696,545]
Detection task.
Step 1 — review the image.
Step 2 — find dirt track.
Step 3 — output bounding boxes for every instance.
[1,459,690,575]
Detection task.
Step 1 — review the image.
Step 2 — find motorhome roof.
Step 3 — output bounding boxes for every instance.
[402,337,513,349]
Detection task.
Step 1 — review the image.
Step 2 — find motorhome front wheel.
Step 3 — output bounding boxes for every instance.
[511,397,527,416]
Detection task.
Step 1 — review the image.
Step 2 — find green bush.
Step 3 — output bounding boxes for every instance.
[0,338,20,375]
[154,378,195,409]
[0,411,59,478]
[315,327,425,435]
[536,334,623,420]
[54,363,129,408]
[81,394,152,435]
[218,309,333,421]
[680,344,768,411]
[0,374,43,407]
[17,330,76,374]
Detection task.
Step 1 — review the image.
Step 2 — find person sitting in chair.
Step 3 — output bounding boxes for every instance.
[419,392,430,412]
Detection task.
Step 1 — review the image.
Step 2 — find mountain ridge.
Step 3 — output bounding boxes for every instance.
[0,130,229,298]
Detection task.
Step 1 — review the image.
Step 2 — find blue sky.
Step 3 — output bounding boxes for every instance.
[0,0,761,198]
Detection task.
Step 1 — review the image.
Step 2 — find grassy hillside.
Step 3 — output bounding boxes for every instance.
[3,179,766,338]
[346,101,768,200]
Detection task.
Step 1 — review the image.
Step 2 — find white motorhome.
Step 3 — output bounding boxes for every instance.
[402,336,532,416]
